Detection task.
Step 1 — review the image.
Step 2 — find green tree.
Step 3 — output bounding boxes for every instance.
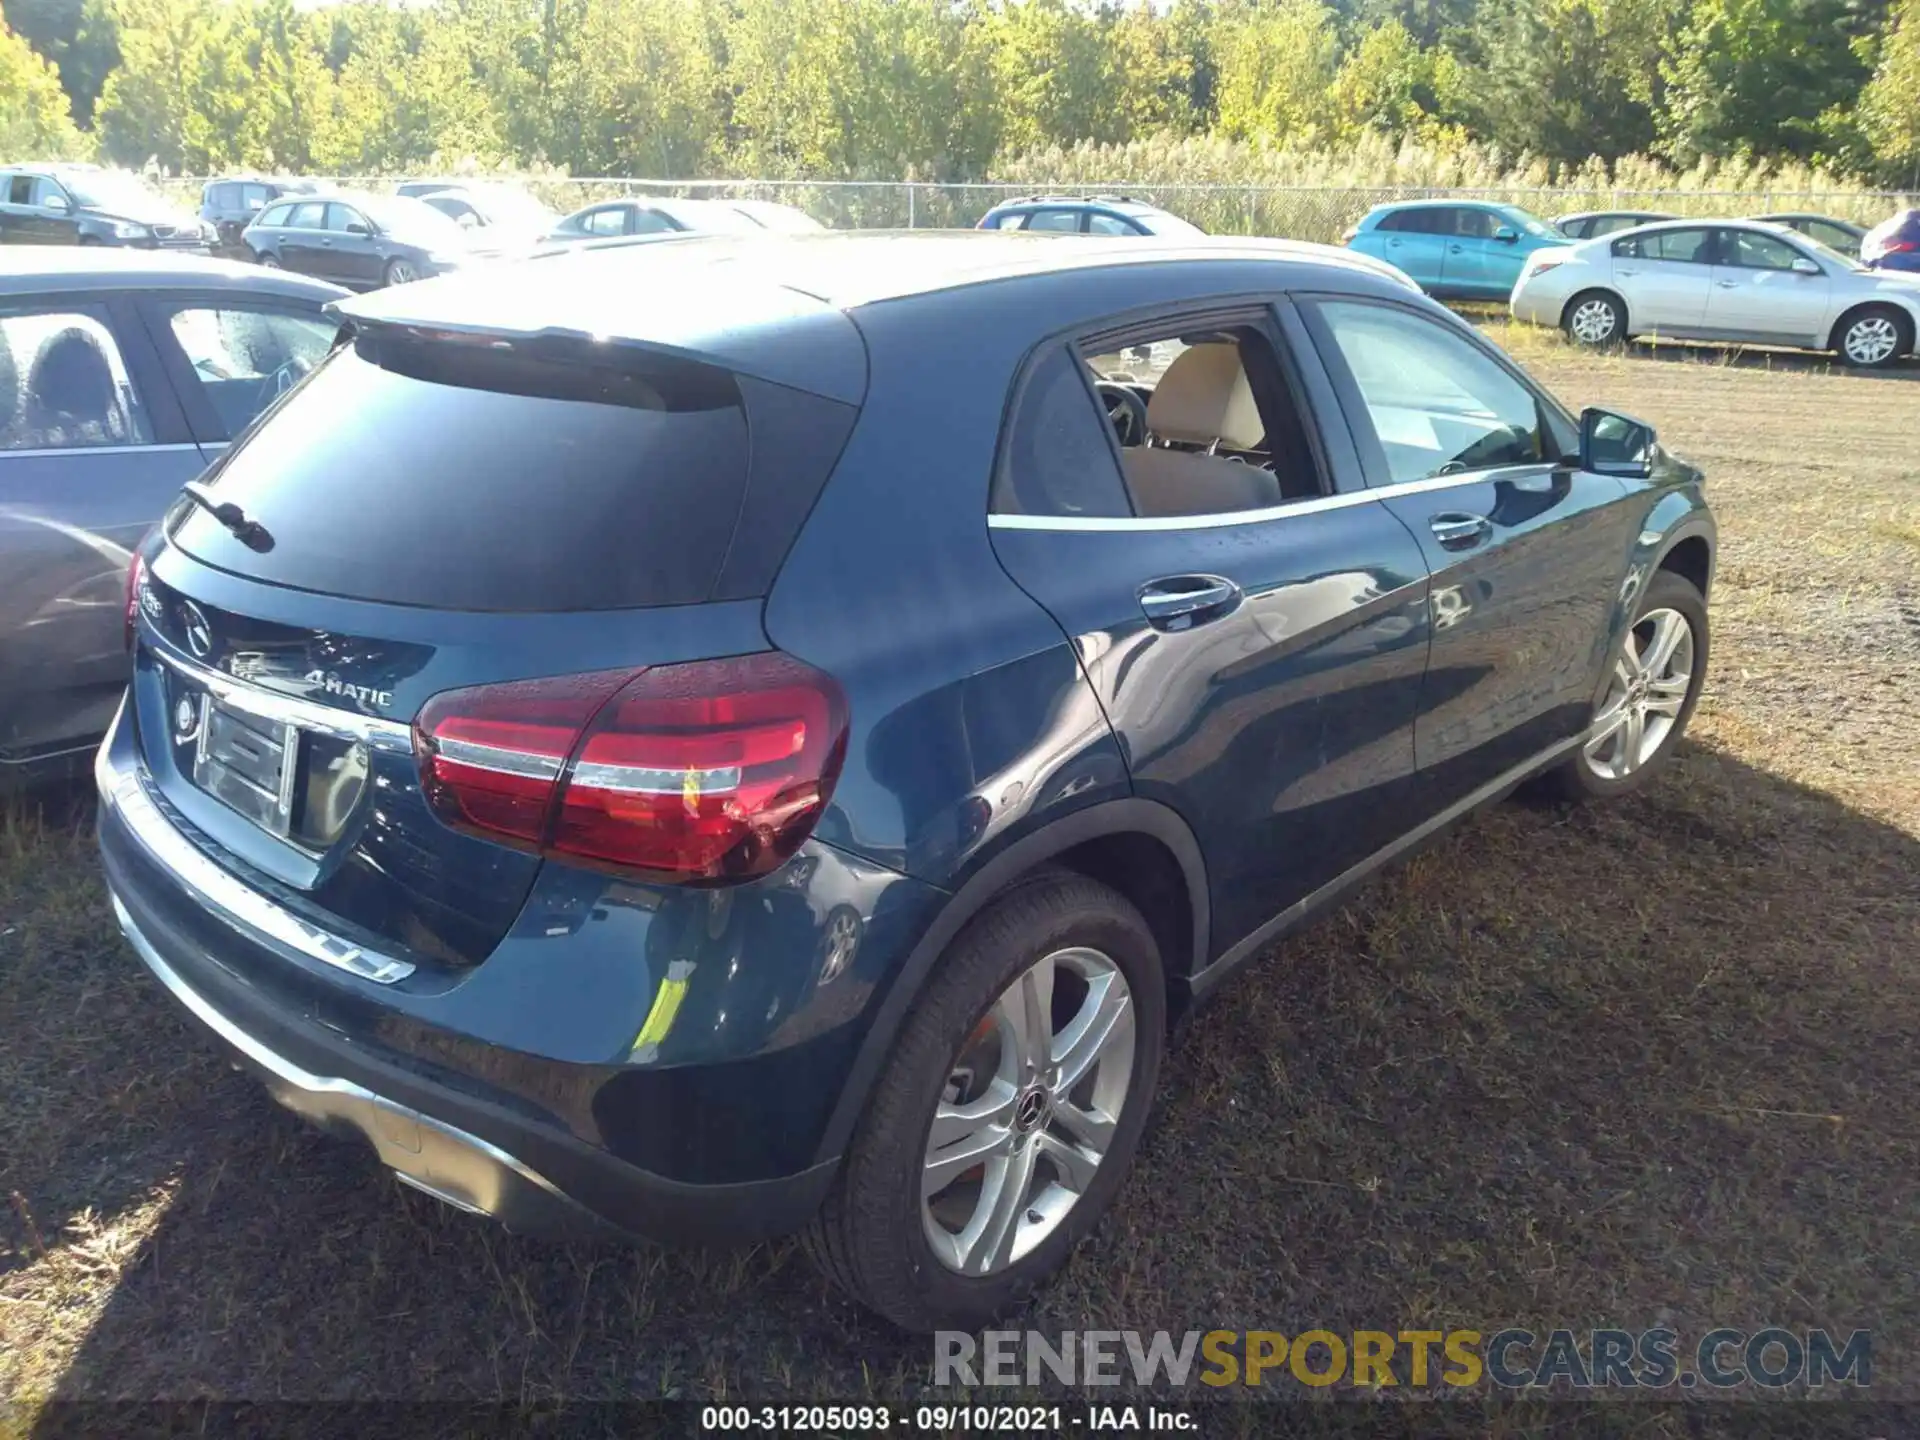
[0,13,86,155]
[1,0,118,126]
[1464,0,1679,162]
[1856,0,1920,184]
[1326,16,1463,142]
[1660,0,1870,163]
[1213,0,1339,144]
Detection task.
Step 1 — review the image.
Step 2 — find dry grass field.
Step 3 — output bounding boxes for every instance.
[2,327,1916,1430]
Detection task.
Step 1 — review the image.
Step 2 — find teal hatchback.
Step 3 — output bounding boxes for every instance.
[1345,200,1565,299]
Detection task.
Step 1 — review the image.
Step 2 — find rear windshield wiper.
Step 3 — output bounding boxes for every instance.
[180,480,273,551]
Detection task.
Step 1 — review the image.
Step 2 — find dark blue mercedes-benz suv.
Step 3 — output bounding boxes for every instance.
[98,232,1714,1331]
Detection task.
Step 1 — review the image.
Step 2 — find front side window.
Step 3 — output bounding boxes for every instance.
[1024,209,1082,234]
[1311,301,1550,485]
[627,208,678,235]
[324,203,366,233]
[1809,220,1856,251]
[0,308,152,452]
[1454,208,1499,239]
[1723,230,1804,270]
[1086,212,1138,236]
[1589,215,1637,237]
[583,206,630,235]
[166,307,339,439]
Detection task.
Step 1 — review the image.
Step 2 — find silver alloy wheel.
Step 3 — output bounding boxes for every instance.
[1842,315,1899,366]
[922,946,1135,1276]
[1569,298,1618,344]
[388,259,418,284]
[1583,606,1694,781]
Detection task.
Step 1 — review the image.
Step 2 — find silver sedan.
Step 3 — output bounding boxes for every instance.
[1509,218,1920,368]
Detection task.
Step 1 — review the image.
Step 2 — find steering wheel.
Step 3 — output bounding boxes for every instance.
[255,355,313,409]
[1093,381,1149,448]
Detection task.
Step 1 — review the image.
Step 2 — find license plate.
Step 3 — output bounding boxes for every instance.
[191,693,299,837]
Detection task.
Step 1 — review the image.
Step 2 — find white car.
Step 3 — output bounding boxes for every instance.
[1509,218,1920,369]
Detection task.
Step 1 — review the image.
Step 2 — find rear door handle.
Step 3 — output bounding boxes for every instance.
[1138,575,1242,630]
[1616,267,1638,277]
[1429,512,1492,551]
[1715,279,1738,288]
[1448,243,1465,253]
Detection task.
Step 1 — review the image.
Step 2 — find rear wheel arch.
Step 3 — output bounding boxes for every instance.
[811,797,1208,1166]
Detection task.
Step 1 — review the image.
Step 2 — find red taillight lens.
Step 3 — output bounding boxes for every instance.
[1885,240,1916,254]
[124,549,146,651]
[414,654,849,884]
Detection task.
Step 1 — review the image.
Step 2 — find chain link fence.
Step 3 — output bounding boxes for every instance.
[163,176,1916,243]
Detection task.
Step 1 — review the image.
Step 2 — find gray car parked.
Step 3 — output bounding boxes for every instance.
[0,249,345,787]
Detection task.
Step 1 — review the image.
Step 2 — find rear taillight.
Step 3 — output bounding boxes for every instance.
[415,653,849,884]
[1340,226,1358,243]
[1884,240,1916,254]
[124,548,146,651]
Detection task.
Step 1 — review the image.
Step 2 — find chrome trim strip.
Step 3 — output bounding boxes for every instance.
[432,736,564,781]
[109,894,565,1202]
[0,442,205,460]
[986,470,1511,533]
[151,645,414,753]
[100,746,415,984]
[572,760,741,796]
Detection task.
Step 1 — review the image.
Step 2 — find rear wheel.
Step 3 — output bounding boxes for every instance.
[384,257,419,286]
[257,252,281,268]
[1563,290,1626,347]
[804,871,1164,1331]
[1833,306,1908,369]
[1544,570,1708,801]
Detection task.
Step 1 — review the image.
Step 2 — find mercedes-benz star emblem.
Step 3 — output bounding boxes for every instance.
[181,600,213,659]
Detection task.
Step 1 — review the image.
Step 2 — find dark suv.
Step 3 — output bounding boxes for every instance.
[199,176,322,259]
[99,233,1714,1332]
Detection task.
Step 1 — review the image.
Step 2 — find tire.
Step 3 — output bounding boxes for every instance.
[1542,570,1708,802]
[257,252,281,268]
[384,257,418,286]
[1831,305,1909,369]
[77,235,103,247]
[1562,290,1627,347]
[804,870,1165,1331]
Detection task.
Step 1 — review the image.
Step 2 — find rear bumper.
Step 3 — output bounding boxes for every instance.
[95,708,850,1247]
[1509,283,1563,326]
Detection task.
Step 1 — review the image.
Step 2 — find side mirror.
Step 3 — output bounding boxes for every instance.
[344,221,371,236]
[43,194,70,214]
[1494,225,1518,243]
[1579,407,1657,479]
[1791,256,1821,275]
[457,212,480,229]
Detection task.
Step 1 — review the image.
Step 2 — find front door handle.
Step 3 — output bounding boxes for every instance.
[1616,267,1638,277]
[1429,512,1493,551]
[1449,243,1465,253]
[1138,575,1242,630]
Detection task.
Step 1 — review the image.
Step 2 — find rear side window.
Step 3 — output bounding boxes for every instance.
[992,345,1132,518]
[287,201,326,229]
[1378,208,1444,235]
[0,307,153,451]
[1024,209,1082,233]
[257,203,292,226]
[1615,228,1713,263]
[168,336,855,612]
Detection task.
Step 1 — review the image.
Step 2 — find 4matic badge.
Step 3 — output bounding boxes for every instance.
[304,670,394,709]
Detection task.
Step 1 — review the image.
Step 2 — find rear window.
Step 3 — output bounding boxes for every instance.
[168,333,856,612]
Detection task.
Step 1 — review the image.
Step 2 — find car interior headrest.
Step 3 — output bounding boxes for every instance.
[25,328,123,441]
[1145,342,1265,451]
